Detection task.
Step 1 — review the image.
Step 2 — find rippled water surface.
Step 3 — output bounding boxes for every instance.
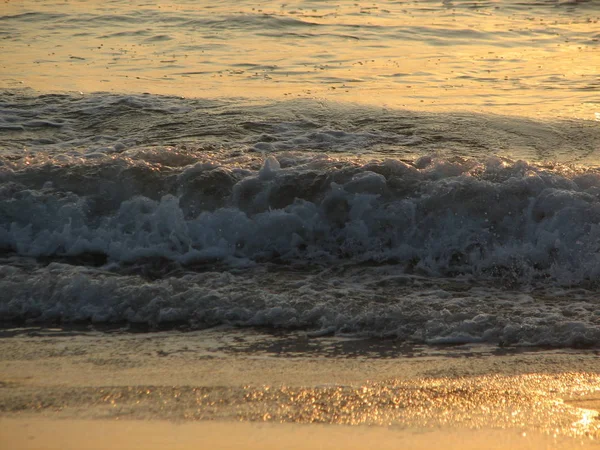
[1,0,599,118]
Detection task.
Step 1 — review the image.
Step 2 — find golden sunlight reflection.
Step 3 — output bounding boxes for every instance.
[33,372,597,441]
[572,408,598,434]
[255,380,595,442]
[236,373,600,441]
[2,0,599,119]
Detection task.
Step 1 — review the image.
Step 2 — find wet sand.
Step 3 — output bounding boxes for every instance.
[2,418,595,450]
[1,328,599,449]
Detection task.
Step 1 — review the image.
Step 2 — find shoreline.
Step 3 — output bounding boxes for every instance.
[1,327,599,450]
[2,327,600,383]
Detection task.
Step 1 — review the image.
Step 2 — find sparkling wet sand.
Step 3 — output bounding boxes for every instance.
[1,328,599,449]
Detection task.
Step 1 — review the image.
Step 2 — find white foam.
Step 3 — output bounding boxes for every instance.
[2,154,600,286]
[1,92,600,347]
[1,261,598,347]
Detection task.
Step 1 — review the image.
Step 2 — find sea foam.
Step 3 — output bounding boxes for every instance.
[2,152,600,285]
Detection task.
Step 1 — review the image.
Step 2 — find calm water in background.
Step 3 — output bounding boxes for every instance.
[2,0,599,118]
[1,1,600,347]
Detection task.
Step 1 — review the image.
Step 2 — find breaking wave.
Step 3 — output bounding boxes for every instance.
[1,91,599,347]
[2,151,600,285]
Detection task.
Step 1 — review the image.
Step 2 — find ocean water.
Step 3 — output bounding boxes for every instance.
[1,0,600,347]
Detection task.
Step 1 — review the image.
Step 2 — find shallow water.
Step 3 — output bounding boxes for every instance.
[1,1,600,347]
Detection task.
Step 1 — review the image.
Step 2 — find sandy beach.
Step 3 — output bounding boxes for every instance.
[2,1,600,449]
[2,419,596,450]
[1,328,599,449]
